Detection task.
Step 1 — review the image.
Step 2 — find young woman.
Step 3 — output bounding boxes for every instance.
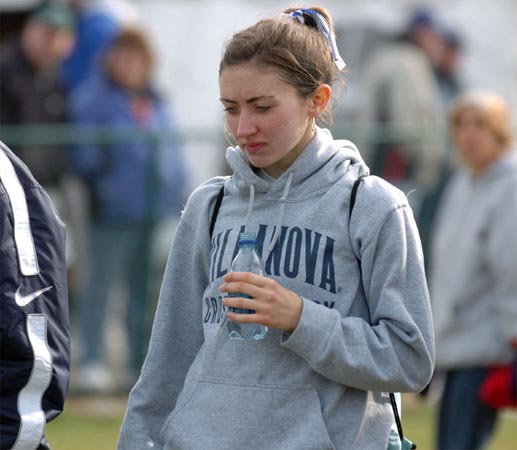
[430,92,517,450]
[118,7,434,449]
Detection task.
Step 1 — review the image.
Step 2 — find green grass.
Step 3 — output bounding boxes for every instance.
[46,394,517,450]
[46,395,126,450]
[401,397,517,450]
[47,414,123,449]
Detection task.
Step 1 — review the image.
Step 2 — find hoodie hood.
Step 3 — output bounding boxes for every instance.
[225,127,369,200]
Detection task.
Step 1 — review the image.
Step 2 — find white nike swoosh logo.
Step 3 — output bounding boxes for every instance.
[15,286,53,307]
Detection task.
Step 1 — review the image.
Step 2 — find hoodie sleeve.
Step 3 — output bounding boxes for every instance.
[117,180,224,450]
[282,177,435,393]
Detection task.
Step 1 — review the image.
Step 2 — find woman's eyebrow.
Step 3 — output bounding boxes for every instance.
[219,95,275,104]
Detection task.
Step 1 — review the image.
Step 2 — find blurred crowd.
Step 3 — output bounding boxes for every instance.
[351,9,464,268]
[0,2,515,449]
[1,0,188,393]
[351,10,516,448]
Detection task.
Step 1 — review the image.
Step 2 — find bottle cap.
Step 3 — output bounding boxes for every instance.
[238,232,257,245]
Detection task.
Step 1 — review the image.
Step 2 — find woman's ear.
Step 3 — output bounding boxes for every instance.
[309,84,332,118]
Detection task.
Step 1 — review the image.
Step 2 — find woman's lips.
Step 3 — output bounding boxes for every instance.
[243,142,265,152]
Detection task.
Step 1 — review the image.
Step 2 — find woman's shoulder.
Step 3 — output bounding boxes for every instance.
[185,176,229,208]
[193,175,228,194]
[359,175,409,212]
[348,175,412,244]
[348,174,417,254]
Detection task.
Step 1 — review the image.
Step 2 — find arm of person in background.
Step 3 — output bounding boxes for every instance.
[490,170,517,352]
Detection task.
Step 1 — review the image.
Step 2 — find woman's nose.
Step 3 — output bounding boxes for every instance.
[236,112,257,137]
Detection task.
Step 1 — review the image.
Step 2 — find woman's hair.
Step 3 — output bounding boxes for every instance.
[449,91,513,151]
[219,6,343,122]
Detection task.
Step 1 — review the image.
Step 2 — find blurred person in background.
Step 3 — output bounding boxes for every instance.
[417,28,465,273]
[429,91,517,449]
[60,0,140,350]
[0,0,75,190]
[61,0,120,92]
[0,0,86,301]
[434,30,463,110]
[61,0,139,92]
[1,141,70,450]
[356,8,447,217]
[70,27,187,393]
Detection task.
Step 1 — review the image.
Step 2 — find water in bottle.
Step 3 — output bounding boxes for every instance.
[227,232,268,340]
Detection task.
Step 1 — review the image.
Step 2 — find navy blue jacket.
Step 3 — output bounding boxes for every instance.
[69,72,186,223]
[0,141,70,449]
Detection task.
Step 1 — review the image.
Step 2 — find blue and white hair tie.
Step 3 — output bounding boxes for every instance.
[281,8,346,70]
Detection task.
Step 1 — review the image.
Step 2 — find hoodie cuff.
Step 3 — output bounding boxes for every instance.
[280,297,336,359]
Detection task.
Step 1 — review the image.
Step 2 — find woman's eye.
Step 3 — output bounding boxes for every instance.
[223,107,238,114]
[256,106,271,112]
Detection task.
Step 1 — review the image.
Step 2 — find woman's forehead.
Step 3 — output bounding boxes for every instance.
[219,63,295,100]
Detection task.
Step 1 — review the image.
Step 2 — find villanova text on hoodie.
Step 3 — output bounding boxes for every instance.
[118,128,435,450]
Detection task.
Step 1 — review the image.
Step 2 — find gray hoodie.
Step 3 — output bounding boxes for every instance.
[118,128,434,450]
[430,150,517,369]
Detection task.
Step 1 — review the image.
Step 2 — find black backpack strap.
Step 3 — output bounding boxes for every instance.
[389,393,406,442]
[209,185,225,239]
[349,176,364,219]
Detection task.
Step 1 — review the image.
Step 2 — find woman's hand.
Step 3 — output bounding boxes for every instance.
[220,272,303,333]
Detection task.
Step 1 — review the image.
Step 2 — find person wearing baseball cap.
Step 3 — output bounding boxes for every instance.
[0,0,76,186]
[30,0,76,30]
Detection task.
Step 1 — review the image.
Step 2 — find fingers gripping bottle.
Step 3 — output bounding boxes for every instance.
[227,232,268,340]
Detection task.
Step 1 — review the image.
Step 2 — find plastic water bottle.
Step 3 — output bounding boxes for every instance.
[227,232,268,340]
